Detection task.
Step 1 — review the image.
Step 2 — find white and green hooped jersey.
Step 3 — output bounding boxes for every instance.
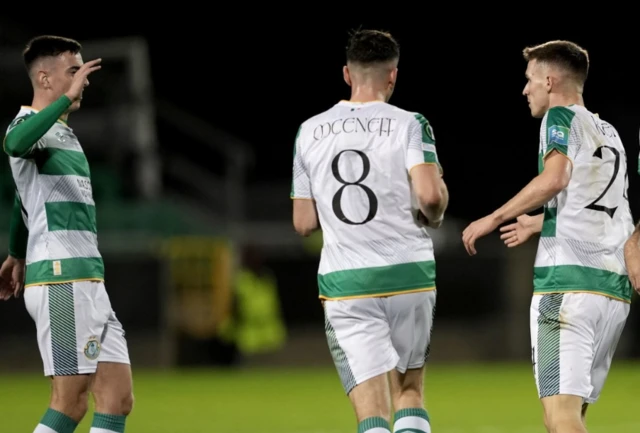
[291,100,442,300]
[535,105,633,302]
[7,106,104,287]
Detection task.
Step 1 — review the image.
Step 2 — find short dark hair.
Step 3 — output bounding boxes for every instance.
[23,35,82,72]
[523,40,589,84]
[346,28,399,66]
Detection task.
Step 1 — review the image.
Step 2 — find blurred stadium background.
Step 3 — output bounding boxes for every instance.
[1,16,639,433]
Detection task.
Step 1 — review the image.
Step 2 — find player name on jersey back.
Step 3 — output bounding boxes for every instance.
[292,100,442,300]
[311,116,396,140]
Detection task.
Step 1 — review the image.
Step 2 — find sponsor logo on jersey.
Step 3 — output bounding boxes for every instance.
[548,125,570,146]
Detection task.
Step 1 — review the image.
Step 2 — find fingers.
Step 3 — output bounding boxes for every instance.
[12,267,24,298]
[82,58,102,69]
[462,229,477,256]
[466,237,477,255]
[0,279,13,301]
[77,59,102,77]
[505,237,520,248]
[499,223,517,233]
[13,283,23,298]
[500,230,516,240]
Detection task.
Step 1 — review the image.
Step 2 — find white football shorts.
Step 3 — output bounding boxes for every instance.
[24,280,131,376]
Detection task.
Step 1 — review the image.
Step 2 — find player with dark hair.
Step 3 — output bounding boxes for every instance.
[463,40,632,433]
[0,35,134,433]
[291,29,448,433]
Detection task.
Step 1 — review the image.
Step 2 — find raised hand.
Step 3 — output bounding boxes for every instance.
[65,58,102,102]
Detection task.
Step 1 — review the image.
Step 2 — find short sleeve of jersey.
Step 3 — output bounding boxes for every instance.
[406,113,442,174]
[543,106,581,162]
[290,124,313,199]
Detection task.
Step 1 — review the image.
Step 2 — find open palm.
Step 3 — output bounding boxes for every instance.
[499,215,537,248]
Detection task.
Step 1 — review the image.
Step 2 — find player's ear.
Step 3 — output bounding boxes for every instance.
[36,71,50,90]
[545,75,553,93]
[389,68,398,86]
[343,66,352,87]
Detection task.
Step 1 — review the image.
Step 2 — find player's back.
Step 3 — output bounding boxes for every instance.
[535,104,633,301]
[295,100,439,300]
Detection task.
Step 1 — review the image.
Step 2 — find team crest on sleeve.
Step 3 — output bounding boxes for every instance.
[83,336,101,360]
[548,125,569,146]
[8,117,24,131]
[423,122,435,141]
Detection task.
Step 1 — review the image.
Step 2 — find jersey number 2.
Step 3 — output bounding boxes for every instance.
[331,150,378,225]
[585,145,624,218]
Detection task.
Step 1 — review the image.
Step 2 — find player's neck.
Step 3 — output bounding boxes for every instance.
[31,94,70,122]
[349,86,387,103]
[548,93,584,110]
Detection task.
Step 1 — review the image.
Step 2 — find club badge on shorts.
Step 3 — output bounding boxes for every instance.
[84,336,101,360]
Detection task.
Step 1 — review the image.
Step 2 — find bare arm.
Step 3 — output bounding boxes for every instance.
[292,199,319,237]
[491,150,571,225]
[624,222,640,292]
[410,164,448,226]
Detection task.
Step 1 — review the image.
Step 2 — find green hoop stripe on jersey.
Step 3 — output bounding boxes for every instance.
[318,261,435,299]
[545,106,576,158]
[534,265,632,302]
[49,283,79,375]
[536,293,563,398]
[35,148,91,177]
[45,202,97,233]
[26,257,104,287]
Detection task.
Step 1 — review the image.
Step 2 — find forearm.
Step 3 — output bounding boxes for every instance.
[3,95,71,157]
[492,174,563,225]
[8,193,28,259]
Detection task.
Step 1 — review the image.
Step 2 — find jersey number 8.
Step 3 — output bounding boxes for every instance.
[331,149,379,225]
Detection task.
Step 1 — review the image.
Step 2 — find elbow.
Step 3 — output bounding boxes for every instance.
[625,231,640,253]
[293,219,317,237]
[3,138,25,158]
[3,141,19,158]
[549,175,570,195]
[294,224,315,237]
[417,189,443,209]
